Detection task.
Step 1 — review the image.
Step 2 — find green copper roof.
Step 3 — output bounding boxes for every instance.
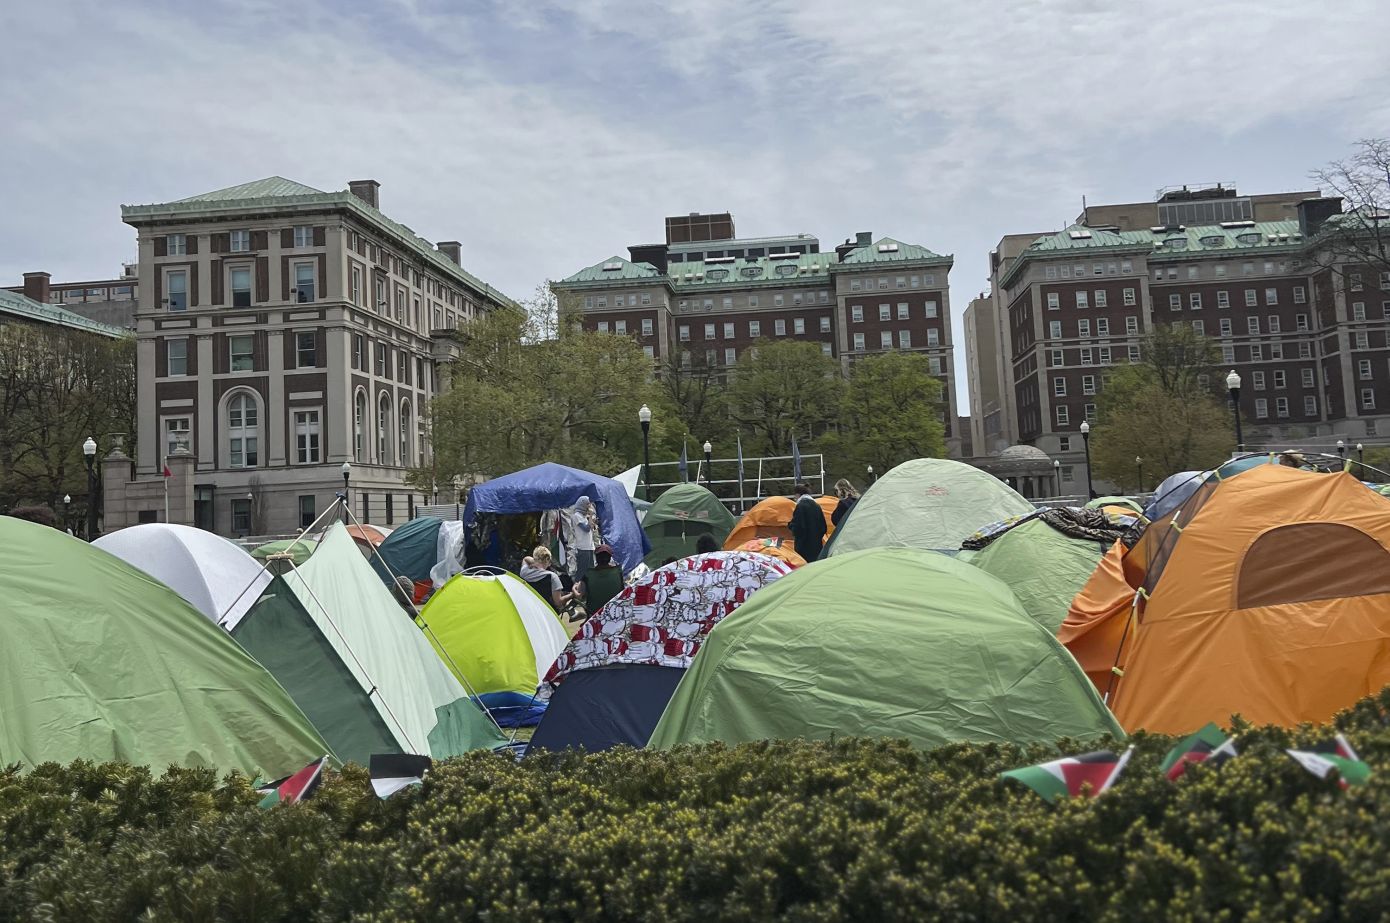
[667,252,838,290]
[124,178,517,310]
[839,237,950,265]
[559,256,662,284]
[0,290,129,338]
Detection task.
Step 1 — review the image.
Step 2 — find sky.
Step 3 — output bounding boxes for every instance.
[4,0,1388,411]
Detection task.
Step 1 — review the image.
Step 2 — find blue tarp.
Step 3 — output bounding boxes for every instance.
[464,463,652,573]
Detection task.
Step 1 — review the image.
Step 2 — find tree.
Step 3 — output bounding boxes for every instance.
[1310,139,1390,277]
[1090,325,1231,490]
[660,348,730,450]
[820,352,946,478]
[725,340,842,457]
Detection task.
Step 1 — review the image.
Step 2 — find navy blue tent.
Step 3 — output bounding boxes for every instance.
[371,516,442,585]
[526,665,683,753]
[464,463,651,572]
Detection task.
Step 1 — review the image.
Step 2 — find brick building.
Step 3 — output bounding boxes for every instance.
[552,215,961,453]
[4,265,140,330]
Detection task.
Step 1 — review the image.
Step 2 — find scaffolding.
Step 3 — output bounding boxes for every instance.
[639,453,825,511]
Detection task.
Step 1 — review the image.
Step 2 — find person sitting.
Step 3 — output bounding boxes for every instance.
[520,545,573,612]
[575,544,624,615]
[695,533,720,555]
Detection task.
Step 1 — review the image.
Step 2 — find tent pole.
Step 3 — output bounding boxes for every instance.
[216,493,350,625]
[1102,590,1142,706]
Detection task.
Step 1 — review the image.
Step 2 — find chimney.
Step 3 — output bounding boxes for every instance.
[1297,196,1344,238]
[836,233,873,261]
[348,179,381,209]
[856,231,873,246]
[436,241,462,265]
[22,271,51,303]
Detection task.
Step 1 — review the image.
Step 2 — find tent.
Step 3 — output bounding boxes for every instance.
[94,523,271,630]
[722,495,836,550]
[737,537,807,568]
[251,537,317,565]
[234,523,504,764]
[648,547,1122,750]
[345,523,391,556]
[372,516,445,585]
[464,463,651,572]
[1094,463,1390,733]
[1087,495,1144,516]
[642,482,737,566]
[0,516,330,775]
[529,551,792,753]
[415,570,571,727]
[827,458,1034,556]
[968,509,1128,634]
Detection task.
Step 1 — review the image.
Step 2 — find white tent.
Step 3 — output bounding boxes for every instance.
[613,465,642,498]
[93,523,272,630]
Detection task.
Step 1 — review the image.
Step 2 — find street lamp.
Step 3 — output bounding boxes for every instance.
[63,494,70,532]
[1358,443,1365,466]
[1135,456,1143,493]
[1053,458,1061,496]
[1337,439,1346,464]
[638,404,652,501]
[340,461,352,521]
[82,436,98,540]
[867,464,876,484]
[1080,421,1095,500]
[1226,369,1243,452]
[702,440,713,487]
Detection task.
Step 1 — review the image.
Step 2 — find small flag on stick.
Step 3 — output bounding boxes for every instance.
[1287,734,1371,789]
[162,461,173,478]
[369,753,432,799]
[1000,747,1134,803]
[257,755,328,808]
[1161,723,1238,781]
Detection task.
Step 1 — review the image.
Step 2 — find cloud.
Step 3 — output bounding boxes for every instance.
[2,0,1386,417]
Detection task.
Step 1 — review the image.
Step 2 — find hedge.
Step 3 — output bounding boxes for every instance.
[6,689,1390,921]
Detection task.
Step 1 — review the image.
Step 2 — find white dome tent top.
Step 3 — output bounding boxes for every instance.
[93,523,272,630]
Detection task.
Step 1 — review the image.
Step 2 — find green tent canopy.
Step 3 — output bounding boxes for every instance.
[642,483,737,566]
[250,537,317,565]
[648,548,1122,750]
[1087,495,1144,514]
[968,517,1115,633]
[235,523,504,764]
[828,458,1034,556]
[0,516,330,775]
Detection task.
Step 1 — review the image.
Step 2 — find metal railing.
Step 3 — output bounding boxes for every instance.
[640,453,825,511]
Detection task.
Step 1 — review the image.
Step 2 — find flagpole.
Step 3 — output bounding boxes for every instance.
[163,457,170,523]
[736,432,746,514]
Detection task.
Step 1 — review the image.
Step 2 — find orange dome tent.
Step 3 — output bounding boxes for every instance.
[723,496,836,551]
[737,537,808,569]
[1090,464,1390,733]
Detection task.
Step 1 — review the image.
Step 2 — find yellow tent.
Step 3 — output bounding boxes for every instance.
[723,496,836,550]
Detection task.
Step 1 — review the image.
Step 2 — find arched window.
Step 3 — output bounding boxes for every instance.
[399,401,412,467]
[227,392,259,468]
[377,394,391,465]
[354,390,367,463]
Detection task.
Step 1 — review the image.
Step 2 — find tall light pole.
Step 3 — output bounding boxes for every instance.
[82,436,98,540]
[867,464,875,485]
[1226,369,1243,452]
[1337,439,1346,465]
[703,440,713,487]
[1053,459,1061,497]
[1079,421,1094,500]
[63,494,71,533]
[1135,456,1143,493]
[341,461,352,521]
[638,404,652,501]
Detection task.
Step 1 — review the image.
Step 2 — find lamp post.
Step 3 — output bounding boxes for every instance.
[1337,439,1346,465]
[1135,456,1143,493]
[1079,421,1094,500]
[638,404,652,501]
[63,494,70,533]
[867,464,875,485]
[341,461,352,521]
[1053,459,1061,497]
[702,440,713,487]
[1226,369,1243,452]
[82,436,97,540]
[1358,443,1365,466]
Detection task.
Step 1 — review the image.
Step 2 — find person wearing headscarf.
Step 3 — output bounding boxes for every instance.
[572,495,597,583]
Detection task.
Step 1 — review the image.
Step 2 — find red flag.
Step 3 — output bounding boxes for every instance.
[162,462,173,478]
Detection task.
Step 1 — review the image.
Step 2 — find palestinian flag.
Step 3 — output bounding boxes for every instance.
[1161,723,1238,781]
[1287,734,1371,790]
[369,753,432,799]
[1000,747,1133,803]
[257,755,328,808]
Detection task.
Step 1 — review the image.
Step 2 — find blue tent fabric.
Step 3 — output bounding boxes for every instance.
[1143,470,1204,520]
[371,516,442,585]
[464,463,651,572]
[526,664,684,753]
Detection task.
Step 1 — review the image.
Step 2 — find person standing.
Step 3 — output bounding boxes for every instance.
[572,496,597,583]
[831,479,860,527]
[788,483,827,563]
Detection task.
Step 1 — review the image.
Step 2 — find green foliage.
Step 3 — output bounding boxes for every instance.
[1092,325,1231,490]
[725,340,843,457]
[9,690,1390,920]
[819,352,946,475]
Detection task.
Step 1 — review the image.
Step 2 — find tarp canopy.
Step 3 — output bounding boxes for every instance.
[464,463,650,571]
[416,571,570,726]
[94,523,271,630]
[0,516,330,775]
[642,483,737,566]
[723,496,836,550]
[828,458,1034,556]
[530,551,790,753]
[1106,464,1390,733]
[235,523,504,763]
[969,515,1118,634]
[648,547,1122,750]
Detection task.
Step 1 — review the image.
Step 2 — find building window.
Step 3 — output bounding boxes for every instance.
[1089,290,1105,308]
[1264,287,1278,305]
[853,332,865,350]
[851,306,863,323]
[1188,292,1201,310]
[1219,318,1232,336]
[1273,370,1286,388]
[1051,349,1064,367]
[1049,320,1062,338]
[1168,294,1181,311]
[643,345,654,359]
[1255,398,1269,419]
[230,230,250,252]
[704,323,715,340]
[377,344,388,377]
[1360,359,1373,380]
[642,318,654,336]
[1076,291,1089,309]
[296,331,316,368]
[819,316,831,333]
[1098,346,1112,364]
[1053,377,1067,397]
[774,295,785,307]
[1249,344,1263,361]
[641,293,652,305]
[724,347,737,366]
[929,356,942,373]
[1301,368,1315,388]
[749,296,760,308]
[1082,375,1096,395]
[1081,348,1093,365]
[377,396,391,464]
[922,301,937,319]
[1129,345,1142,363]
[351,266,363,306]
[1045,267,1058,280]
[1296,313,1309,331]
[1293,286,1306,304]
[1363,389,1377,410]
[1268,316,1281,334]
[164,417,191,458]
[1305,395,1318,415]
[1076,318,1092,337]
[1192,320,1205,336]
[166,233,187,256]
[293,225,313,248]
[1247,317,1260,334]
[1252,371,1266,390]
[288,262,313,303]
[1121,288,1135,306]
[1356,332,1370,350]
[927,329,940,346]
[230,267,252,307]
[850,279,861,291]
[354,391,367,462]
[598,321,609,333]
[228,393,259,468]
[1125,316,1138,335]
[385,494,394,525]
[166,270,188,311]
[1047,293,1060,310]
[615,320,627,335]
[746,321,758,339]
[294,410,321,464]
[1244,289,1258,307]
[1299,342,1312,358]
[896,303,909,320]
[775,319,787,336]
[723,322,735,339]
[1350,273,1363,292]
[400,403,411,464]
[229,334,254,372]
[1216,290,1229,308]
[1055,405,1070,426]
[726,297,736,309]
[596,296,607,308]
[898,330,911,349]
[879,304,890,321]
[230,499,251,535]
[1354,302,1367,321]
[794,318,806,335]
[166,338,187,376]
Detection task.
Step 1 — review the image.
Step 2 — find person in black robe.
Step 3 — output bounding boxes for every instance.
[788,483,827,562]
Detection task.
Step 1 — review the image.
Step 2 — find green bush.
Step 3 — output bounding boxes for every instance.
[6,690,1390,921]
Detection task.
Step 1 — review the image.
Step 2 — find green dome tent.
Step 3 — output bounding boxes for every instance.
[648,548,1121,750]
[235,523,504,764]
[642,483,737,566]
[250,537,317,565]
[0,516,330,775]
[828,458,1033,556]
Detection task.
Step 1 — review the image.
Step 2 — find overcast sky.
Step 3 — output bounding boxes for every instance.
[4,0,1387,410]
